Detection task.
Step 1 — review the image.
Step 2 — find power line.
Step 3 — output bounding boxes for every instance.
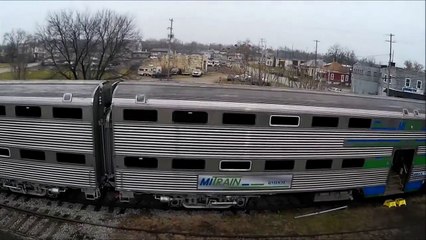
[358,53,388,58]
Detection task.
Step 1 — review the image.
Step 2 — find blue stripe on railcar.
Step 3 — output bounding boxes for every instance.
[363,185,386,197]
[371,119,426,131]
[404,180,424,192]
[347,139,401,143]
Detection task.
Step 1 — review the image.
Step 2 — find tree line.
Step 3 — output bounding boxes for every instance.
[1,8,424,80]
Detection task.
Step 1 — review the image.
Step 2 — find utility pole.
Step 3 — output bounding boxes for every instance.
[386,33,395,96]
[314,40,320,81]
[258,38,265,85]
[167,18,174,80]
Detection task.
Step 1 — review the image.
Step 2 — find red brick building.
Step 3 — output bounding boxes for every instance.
[322,61,352,86]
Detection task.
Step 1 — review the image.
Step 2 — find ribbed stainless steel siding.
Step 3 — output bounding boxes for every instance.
[418,146,426,155]
[115,169,387,193]
[410,166,426,182]
[112,124,424,158]
[291,169,388,190]
[0,158,97,188]
[0,118,93,153]
[116,170,198,191]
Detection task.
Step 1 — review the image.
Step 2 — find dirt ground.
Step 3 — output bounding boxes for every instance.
[172,72,227,84]
[111,194,426,239]
[136,71,227,85]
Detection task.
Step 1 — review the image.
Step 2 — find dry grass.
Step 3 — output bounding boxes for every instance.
[0,69,65,80]
[114,196,426,237]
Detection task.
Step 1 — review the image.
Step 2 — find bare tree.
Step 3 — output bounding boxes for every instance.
[3,29,33,79]
[413,61,424,72]
[37,9,140,80]
[404,60,424,72]
[403,60,413,70]
[358,57,377,66]
[324,44,357,65]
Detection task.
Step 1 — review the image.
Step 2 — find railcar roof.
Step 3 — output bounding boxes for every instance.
[0,80,102,98]
[114,81,426,113]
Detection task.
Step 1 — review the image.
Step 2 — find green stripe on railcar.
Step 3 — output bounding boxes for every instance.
[363,157,391,169]
[413,155,426,165]
[402,120,425,131]
[346,139,425,147]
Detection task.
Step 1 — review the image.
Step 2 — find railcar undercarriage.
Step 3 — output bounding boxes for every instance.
[154,194,254,208]
[118,190,255,208]
[0,178,100,200]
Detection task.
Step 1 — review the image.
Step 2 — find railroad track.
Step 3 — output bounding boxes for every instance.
[0,191,424,240]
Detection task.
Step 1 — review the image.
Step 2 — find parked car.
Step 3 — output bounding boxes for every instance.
[192,69,203,77]
[42,59,55,66]
[171,67,182,75]
[328,87,342,92]
[227,74,235,81]
[151,72,168,79]
[240,74,252,81]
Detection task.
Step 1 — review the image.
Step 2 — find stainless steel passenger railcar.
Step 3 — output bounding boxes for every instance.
[0,81,110,199]
[110,82,426,208]
[1,80,424,208]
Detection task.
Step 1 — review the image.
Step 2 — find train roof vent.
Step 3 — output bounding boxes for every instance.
[413,109,419,117]
[135,94,146,104]
[62,93,73,103]
[402,108,409,116]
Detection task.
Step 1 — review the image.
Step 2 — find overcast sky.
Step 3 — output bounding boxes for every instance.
[0,1,424,66]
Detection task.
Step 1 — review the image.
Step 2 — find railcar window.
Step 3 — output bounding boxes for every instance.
[311,116,339,127]
[306,159,333,169]
[53,107,83,119]
[220,161,251,171]
[270,115,300,126]
[20,149,45,160]
[172,111,208,124]
[15,106,41,117]
[0,147,10,157]
[223,113,256,125]
[348,118,371,128]
[172,159,205,169]
[342,158,365,168]
[56,153,86,164]
[124,157,158,168]
[0,105,5,115]
[265,160,295,170]
[123,109,158,122]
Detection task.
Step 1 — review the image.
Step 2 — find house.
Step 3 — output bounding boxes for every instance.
[275,58,305,69]
[378,66,425,97]
[300,59,326,79]
[351,62,425,99]
[32,46,46,61]
[265,57,275,67]
[131,50,150,59]
[322,61,351,86]
[351,62,382,95]
[139,53,208,75]
[227,53,244,62]
[150,48,170,58]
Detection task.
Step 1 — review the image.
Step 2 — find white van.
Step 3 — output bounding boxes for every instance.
[138,66,162,76]
[138,67,152,76]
